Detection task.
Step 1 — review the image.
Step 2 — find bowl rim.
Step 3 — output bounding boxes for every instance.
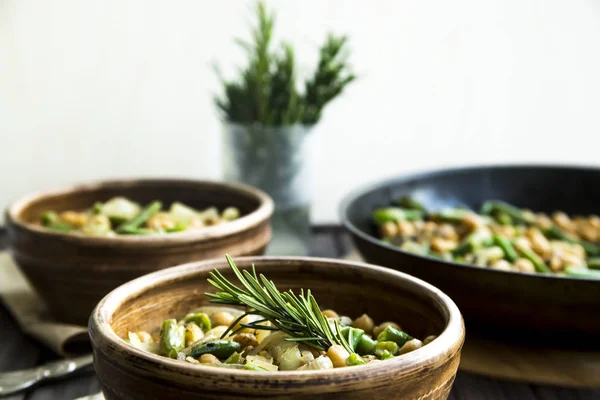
[5,178,274,245]
[339,163,600,283]
[89,256,465,380]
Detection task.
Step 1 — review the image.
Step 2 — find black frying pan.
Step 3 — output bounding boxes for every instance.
[340,165,600,348]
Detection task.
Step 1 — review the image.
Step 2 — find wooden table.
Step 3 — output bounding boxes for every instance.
[1,226,599,400]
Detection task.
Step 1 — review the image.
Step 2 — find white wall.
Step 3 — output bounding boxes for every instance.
[2,0,600,223]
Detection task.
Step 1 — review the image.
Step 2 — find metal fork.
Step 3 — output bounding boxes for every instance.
[0,354,93,397]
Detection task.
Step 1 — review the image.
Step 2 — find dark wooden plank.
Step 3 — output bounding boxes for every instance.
[308,228,340,258]
[24,373,99,400]
[0,301,41,400]
[451,372,540,400]
[532,386,600,400]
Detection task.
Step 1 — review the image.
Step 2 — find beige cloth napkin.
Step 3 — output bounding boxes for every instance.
[0,251,90,357]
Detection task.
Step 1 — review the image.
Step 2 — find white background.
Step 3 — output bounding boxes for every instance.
[2,0,600,223]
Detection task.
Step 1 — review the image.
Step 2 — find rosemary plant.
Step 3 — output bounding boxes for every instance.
[205,255,354,353]
[215,1,355,126]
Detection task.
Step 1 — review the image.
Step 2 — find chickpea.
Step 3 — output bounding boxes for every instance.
[562,253,585,268]
[146,213,176,230]
[211,311,234,327]
[535,213,553,230]
[412,220,425,231]
[233,333,259,349]
[352,314,375,334]
[137,331,153,343]
[513,237,532,251]
[380,221,398,238]
[549,254,564,272]
[373,322,401,338]
[186,356,200,364]
[462,213,485,231]
[422,222,438,235]
[490,259,512,271]
[398,338,423,355]
[579,224,598,242]
[233,315,253,334]
[526,228,551,258]
[187,216,205,230]
[423,335,437,345]
[513,258,535,273]
[59,211,89,228]
[491,225,516,239]
[326,344,350,368]
[362,355,378,362]
[204,216,222,226]
[185,323,204,346]
[437,224,459,241]
[221,207,240,221]
[553,212,576,233]
[589,215,600,229]
[199,354,220,364]
[397,221,415,236]
[430,237,457,253]
[322,309,339,319]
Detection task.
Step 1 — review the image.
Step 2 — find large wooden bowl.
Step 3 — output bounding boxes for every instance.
[5,179,273,325]
[340,165,600,347]
[89,256,464,400]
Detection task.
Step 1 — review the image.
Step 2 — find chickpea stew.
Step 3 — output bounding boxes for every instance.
[39,197,240,236]
[126,256,438,371]
[373,197,600,279]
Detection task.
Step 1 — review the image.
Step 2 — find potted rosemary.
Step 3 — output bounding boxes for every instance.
[216,2,355,255]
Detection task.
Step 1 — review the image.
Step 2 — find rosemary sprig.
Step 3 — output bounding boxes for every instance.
[214,1,354,126]
[205,255,354,353]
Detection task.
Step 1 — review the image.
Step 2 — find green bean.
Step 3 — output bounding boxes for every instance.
[492,210,512,225]
[355,334,377,355]
[116,201,162,233]
[372,207,424,224]
[40,211,72,232]
[400,241,430,255]
[184,313,212,332]
[452,231,492,256]
[515,245,550,273]
[159,319,186,359]
[376,325,413,347]
[545,225,600,256]
[588,257,600,270]
[243,364,268,371]
[374,341,399,359]
[188,340,241,359]
[41,211,59,226]
[429,208,471,223]
[493,235,517,262]
[91,202,104,215]
[341,326,364,352]
[480,201,535,225]
[224,351,244,364]
[565,266,600,279]
[49,222,73,232]
[396,196,426,212]
[345,353,367,366]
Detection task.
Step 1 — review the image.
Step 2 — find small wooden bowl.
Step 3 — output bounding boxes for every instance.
[5,179,273,325]
[89,256,464,400]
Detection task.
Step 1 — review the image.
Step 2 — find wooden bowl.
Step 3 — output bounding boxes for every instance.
[340,165,600,347]
[5,179,274,325]
[89,256,464,400]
